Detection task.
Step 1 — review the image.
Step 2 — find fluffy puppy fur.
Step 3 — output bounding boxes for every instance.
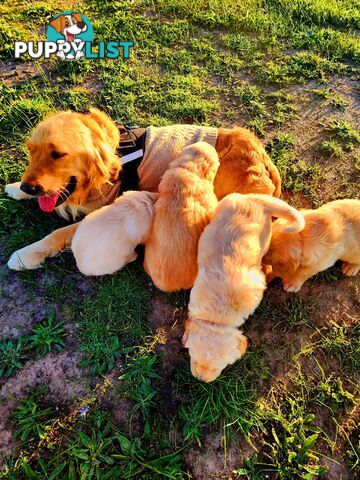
[183,193,305,382]
[144,142,220,291]
[72,191,158,276]
[18,108,121,219]
[263,199,360,292]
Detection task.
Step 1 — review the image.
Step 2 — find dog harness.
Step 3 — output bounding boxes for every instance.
[83,124,218,212]
[116,125,146,194]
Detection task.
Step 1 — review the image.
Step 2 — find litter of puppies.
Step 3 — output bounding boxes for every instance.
[6,114,360,382]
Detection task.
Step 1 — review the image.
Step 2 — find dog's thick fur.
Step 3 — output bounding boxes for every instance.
[144,142,219,291]
[13,108,121,219]
[183,193,305,382]
[263,199,360,292]
[72,191,158,276]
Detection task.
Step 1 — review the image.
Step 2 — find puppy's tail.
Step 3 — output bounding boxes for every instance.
[258,195,305,233]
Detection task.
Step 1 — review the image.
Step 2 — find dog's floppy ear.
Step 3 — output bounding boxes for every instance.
[88,108,120,152]
[79,109,121,189]
[49,15,65,34]
[72,12,83,23]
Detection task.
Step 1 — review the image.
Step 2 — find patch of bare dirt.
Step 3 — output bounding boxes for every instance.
[0,350,90,459]
[0,265,61,338]
[322,457,352,480]
[185,433,256,480]
[147,294,187,373]
[0,59,45,86]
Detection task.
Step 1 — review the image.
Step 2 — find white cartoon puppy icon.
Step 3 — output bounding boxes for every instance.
[49,13,87,60]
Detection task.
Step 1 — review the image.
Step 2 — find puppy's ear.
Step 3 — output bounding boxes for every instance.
[237,334,248,357]
[72,12,83,23]
[49,15,65,34]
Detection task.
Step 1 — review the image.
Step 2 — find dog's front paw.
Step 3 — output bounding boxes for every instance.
[5,182,32,200]
[283,280,303,293]
[8,245,44,271]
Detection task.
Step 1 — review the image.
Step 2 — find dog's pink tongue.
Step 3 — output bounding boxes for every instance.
[38,193,60,213]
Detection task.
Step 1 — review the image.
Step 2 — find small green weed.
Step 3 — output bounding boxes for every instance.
[312,88,332,99]
[8,409,185,479]
[0,315,66,379]
[327,120,360,150]
[119,347,160,435]
[257,389,327,479]
[28,314,65,357]
[320,139,344,157]
[319,322,360,373]
[80,335,125,375]
[13,389,55,442]
[330,95,348,110]
[0,338,29,379]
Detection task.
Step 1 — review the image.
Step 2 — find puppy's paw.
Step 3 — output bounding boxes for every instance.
[283,280,303,293]
[5,182,32,200]
[342,262,360,277]
[8,245,44,271]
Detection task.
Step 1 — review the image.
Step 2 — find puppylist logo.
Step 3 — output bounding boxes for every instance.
[14,11,134,61]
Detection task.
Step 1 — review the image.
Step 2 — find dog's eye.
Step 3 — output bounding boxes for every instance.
[51,151,65,160]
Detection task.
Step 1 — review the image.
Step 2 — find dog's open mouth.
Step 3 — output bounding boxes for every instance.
[66,33,75,42]
[38,177,77,213]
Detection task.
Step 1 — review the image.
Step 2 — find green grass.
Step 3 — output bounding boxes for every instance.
[0,315,66,379]
[0,0,359,478]
[267,133,322,199]
[176,349,268,444]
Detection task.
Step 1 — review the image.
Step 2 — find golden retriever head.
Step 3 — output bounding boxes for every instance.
[20,108,120,216]
[262,218,302,282]
[183,319,248,382]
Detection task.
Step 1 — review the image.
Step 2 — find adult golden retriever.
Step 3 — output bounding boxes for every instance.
[5,108,281,270]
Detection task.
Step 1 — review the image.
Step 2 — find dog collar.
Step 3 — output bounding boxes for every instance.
[116,126,146,195]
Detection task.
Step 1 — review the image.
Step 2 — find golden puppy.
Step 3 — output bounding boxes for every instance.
[144,142,219,291]
[71,191,158,276]
[263,199,360,292]
[183,193,305,382]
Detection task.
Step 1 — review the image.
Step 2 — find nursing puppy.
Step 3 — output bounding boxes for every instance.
[71,191,158,276]
[263,199,360,292]
[8,191,158,272]
[144,142,219,291]
[183,193,305,382]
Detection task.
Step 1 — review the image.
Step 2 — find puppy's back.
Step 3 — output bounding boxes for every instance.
[73,190,157,276]
[144,142,220,291]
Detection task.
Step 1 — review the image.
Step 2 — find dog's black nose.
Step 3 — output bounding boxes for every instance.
[77,22,85,29]
[20,183,42,196]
